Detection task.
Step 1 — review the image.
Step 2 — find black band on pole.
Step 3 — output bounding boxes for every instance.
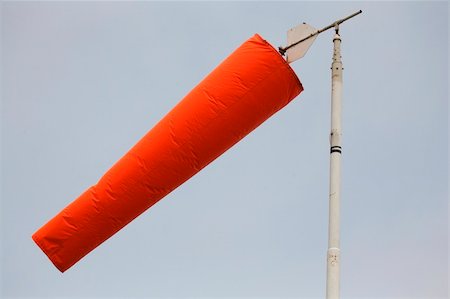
[330,146,342,154]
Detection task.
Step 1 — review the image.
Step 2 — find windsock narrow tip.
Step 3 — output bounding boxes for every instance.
[32,233,66,273]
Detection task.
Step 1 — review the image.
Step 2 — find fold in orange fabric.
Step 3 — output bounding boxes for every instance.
[32,33,303,272]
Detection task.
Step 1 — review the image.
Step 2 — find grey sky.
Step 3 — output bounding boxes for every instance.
[1,1,448,298]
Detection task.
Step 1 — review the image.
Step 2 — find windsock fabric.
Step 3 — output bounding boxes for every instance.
[32,33,303,272]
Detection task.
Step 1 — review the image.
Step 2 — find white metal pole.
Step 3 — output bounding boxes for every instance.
[279,11,361,299]
[326,27,343,299]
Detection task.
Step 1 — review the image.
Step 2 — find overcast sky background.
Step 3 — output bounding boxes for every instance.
[1,1,448,299]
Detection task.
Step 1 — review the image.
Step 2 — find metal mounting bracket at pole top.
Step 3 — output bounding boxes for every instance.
[279,10,362,60]
[334,23,339,35]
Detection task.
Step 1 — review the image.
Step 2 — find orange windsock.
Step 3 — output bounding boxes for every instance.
[32,34,303,272]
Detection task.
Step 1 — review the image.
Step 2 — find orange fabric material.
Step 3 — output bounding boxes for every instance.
[32,34,303,272]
